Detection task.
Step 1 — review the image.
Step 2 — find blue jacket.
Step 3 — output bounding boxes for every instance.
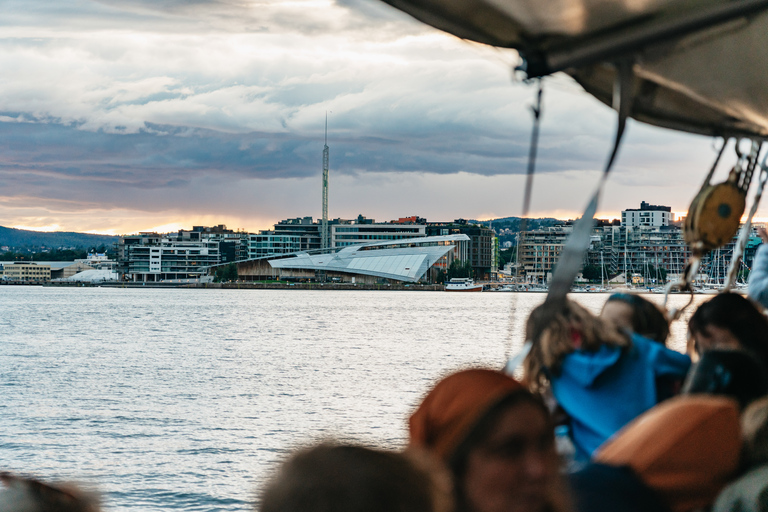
[749,243,768,309]
[551,334,691,458]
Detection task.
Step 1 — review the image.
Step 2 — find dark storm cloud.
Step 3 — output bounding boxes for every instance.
[0,0,720,233]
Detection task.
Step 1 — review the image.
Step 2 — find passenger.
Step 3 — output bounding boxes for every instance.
[409,369,569,512]
[258,442,452,512]
[682,348,768,409]
[713,395,768,512]
[0,472,100,512]
[748,226,768,309]
[523,299,691,459]
[688,292,768,371]
[601,293,669,344]
[568,463,671,512]
[593,395,742,512]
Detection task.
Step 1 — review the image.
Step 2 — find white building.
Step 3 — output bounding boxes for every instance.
[621,201,672,228]
[118,229,223,282]
[269,234,469,283]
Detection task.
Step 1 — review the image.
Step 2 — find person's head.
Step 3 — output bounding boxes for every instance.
[688,293,768,369]
[0,473,100,512]
[258,443,452,512]
[682,349,768,410]
[602,293,670,344]
[741,395,768,467]
[409,369,565,512]
[524,299,629,393]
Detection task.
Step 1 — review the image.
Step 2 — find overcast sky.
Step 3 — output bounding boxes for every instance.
[0,0,745,234]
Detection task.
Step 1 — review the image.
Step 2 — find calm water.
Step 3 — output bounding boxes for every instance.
[0,287,703,511]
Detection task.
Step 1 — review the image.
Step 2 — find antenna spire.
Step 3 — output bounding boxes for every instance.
[321,113,330,250]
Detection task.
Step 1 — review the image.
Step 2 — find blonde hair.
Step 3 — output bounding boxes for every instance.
[742,395,768,467]
[523,299,630,394]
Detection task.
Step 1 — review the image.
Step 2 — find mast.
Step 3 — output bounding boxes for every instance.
[601,251,605,288]
[321,113,329,250]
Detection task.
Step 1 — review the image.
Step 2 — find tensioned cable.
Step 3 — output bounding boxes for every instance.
[505,79,543,372]
[506,60,633,374]
[724,143,767,291]
[546,59,633,302]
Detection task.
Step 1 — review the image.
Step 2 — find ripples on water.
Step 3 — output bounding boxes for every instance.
[0,287,703,511]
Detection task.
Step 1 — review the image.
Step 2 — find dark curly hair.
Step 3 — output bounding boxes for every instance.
[688,292,768,370]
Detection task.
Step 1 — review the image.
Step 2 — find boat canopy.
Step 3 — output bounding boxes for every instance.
[380,0,768,139]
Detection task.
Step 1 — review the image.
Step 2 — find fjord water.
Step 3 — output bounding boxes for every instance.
[1,287,699,511]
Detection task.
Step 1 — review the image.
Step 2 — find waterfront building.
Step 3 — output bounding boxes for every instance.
[2,262,51,282]
[426,219,494,280]
[117,227,234,282]
[587,224,690,284]
[271,217,322,252]
[516,218,750,285]
[331,221,426,247]
[517,224,572,284]
[267,234,470,284]
[75,253,117,271]
[248,233,303,259]
[52,261,96,279]
[621,201,672,228]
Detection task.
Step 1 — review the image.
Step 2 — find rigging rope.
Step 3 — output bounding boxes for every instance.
[546,59,633,301]
[507,79,544,368]
[724,145,768,291]
[506,60,633,374]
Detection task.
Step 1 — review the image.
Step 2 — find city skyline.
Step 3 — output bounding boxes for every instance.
[0,0,753,236]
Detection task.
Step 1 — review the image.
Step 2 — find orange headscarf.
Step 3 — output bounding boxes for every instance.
[409,369,525,461]
[595,395,741,512]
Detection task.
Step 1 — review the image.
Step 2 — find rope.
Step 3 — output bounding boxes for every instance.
[508,80,544,365]
[546,59,633,302]
[505,59,633,374]
[724,146,768,291]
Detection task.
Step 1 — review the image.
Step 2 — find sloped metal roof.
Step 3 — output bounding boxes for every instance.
[269,234,470,282]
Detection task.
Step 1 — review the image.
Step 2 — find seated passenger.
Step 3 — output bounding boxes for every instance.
[593,395,742,512]
[688,292,768,371]
[601,293,669,345]
[258,442,452,512]
[713,395,768,512]
[409,369,569,512]
[523,299,691,459]
[682,348,768,409]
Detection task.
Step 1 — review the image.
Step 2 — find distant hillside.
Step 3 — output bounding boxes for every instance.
[0,226,117,250]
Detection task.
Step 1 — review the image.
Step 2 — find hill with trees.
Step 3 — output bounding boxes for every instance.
[0,226,117,253]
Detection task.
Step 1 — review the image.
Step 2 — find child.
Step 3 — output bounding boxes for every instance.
[523,299,691,459]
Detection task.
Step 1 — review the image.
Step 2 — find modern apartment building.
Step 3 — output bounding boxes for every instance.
[517,224,572,284]
[248,233,303,259]
[621,201,673,228]
[117,226,242,282]
[271,217,322,252]
[426,219,494,279]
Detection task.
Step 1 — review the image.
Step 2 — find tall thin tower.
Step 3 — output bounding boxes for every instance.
[321,113,330,250]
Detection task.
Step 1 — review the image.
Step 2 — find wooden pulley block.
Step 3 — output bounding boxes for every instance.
[684,177,746,254]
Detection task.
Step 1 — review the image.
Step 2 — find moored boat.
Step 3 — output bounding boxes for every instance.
[444,277,483,292]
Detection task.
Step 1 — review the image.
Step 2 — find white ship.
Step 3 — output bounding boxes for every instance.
[444,277,483,292]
